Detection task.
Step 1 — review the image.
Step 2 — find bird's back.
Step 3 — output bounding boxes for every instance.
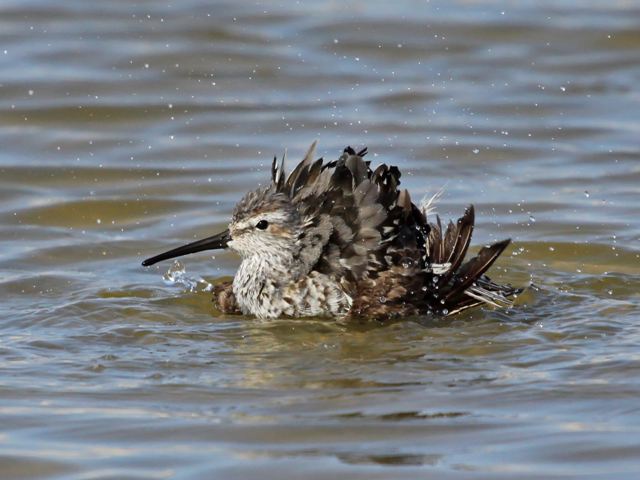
[270,144,519,320]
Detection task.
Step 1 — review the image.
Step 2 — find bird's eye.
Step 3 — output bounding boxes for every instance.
[256,220,269,230]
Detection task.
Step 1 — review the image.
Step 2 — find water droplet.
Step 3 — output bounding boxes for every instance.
[400,257,413,269]
[529,215,536,223]
[442,308,449,315]
[472,148,480,154]
[378,296,387,304]
[162,260,211,292]
[584,190,590,198]
[607,290,613,295]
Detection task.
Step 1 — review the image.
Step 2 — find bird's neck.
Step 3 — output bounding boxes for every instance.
[232,250,299,317]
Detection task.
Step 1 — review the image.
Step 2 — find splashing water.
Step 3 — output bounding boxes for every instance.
[162,260,213,292]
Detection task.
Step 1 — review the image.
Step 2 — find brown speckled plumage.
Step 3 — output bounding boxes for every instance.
[143,142,521,320]
[212,281,238,314]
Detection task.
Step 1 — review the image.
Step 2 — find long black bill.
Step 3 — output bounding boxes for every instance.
[141,229,230,267]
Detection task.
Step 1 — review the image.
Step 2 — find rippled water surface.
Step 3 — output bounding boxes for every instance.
[2,1,640,478]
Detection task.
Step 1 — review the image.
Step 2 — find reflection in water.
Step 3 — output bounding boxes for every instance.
[338,452,441,466]
[1,0,640,478]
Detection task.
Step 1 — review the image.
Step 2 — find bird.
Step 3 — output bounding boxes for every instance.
[142,142,520,320]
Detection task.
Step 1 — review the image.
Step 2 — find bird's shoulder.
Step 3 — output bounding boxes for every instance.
[273,144,429,290]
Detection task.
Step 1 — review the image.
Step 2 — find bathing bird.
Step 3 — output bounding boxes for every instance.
[142,142,519,320]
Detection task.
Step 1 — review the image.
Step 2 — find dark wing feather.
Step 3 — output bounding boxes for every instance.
[268,142,518,319]
[271,145,387,288]
[422,207,517,315]
[443,239,511,304]
[436,206,475,286]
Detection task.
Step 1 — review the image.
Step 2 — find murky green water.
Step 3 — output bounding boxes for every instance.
[1,1,640,478]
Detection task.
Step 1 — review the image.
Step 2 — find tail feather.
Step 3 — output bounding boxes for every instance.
[423,206,517,315]
[428,216,444,263]
[443,220,456,259]
[466,276,522,308]
[448,239,510,296]
[440,206,474,286]
[443,297,485,316]
[442,238,512,308]
[464,285,512,308]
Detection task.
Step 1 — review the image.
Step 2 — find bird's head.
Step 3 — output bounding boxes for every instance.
[141,185,301,267]
[226,186,301,259]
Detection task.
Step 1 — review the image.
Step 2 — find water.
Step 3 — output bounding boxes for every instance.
[1,1,640,478]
